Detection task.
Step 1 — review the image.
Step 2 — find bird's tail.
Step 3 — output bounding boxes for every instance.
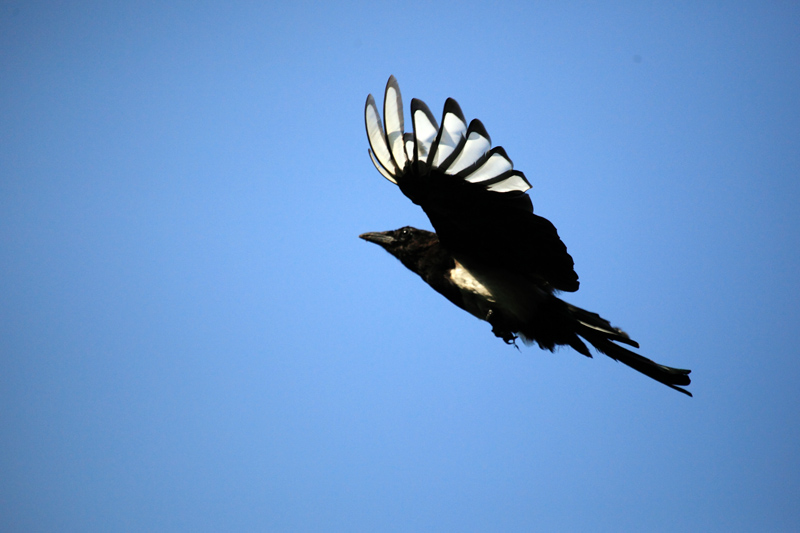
[565,303,692,396]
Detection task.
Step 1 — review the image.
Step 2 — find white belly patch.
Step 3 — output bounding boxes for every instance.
[449,261,495,301]
[448,258,543,324]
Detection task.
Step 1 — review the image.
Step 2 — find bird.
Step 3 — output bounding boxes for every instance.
[359,76,692,396]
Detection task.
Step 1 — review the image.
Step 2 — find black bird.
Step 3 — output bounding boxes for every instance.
[360,76,691,396]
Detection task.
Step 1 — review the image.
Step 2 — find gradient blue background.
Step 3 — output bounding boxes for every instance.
[2,2,799,531]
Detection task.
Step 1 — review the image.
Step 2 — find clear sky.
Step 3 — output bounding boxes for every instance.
[1,1,799,531]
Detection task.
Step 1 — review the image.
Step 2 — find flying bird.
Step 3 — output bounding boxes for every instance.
[360,76,691,396]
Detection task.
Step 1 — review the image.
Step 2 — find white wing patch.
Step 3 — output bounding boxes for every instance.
[464,147,513,184]
[411,99,438,162]
[365,94,398,181]
[383,76,407,170]
[487,172,531,192]
[369,149,397,184]
[403,132,415,163]
[429,99,467,170]
[445,122,492,176]
[364,77,532,194]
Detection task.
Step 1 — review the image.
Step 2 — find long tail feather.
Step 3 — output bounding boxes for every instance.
[570,304,692,396]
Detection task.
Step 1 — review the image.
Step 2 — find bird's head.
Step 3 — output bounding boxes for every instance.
[359,226,438,268]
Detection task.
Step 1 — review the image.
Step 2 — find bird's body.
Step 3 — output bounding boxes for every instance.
[360,76,691,396]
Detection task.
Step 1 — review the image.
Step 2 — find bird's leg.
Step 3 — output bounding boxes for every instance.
[486,309,519,348]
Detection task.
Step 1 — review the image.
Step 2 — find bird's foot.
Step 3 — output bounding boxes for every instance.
[487,311,519,350]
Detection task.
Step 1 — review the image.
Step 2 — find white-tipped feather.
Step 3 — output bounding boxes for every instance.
[366,77,529,194]
[383,76,407,171]
[365,94,398,177]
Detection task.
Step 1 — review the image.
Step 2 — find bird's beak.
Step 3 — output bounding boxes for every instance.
[359,231,395,246]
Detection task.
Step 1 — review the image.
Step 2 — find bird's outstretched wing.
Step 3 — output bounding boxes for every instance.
[365,76,579,292]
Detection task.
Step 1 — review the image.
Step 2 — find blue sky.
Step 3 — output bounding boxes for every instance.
[1,1,799,531]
